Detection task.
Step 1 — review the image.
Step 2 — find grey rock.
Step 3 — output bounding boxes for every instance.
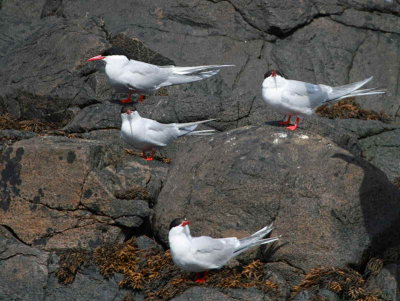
[359,128,400,182]
[0,226,49,301]
[45,256,129,301]
[63,103,122,133]
[264,262,304,293]
[331,8,400,34]
[171,287,239,301]
[41,0,64,18]
[136,235,162,251]
[294,289,340,301]
[153,125,400,271]
[0,15,110,123]
[366,263,400,301]
[0,135,168,250]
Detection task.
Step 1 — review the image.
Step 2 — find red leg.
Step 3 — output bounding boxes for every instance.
[142,150,155,161]
[138,95,146,103]
[120,91,132,103]
[279,115,292,125]
[195,271,208,283]
[287,117,300,131]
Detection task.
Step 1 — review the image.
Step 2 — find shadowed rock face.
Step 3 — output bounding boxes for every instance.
[154,125,400,271]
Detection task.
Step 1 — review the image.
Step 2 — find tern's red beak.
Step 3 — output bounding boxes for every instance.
[87,55,106,62]
[181,220,190,227]
[271,70,277,77]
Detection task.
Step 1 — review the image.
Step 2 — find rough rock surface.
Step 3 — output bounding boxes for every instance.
[171,287,267,301]
[0,136,168,250]
[366,264,400,300]
[154,125,400,271]
[0,226,49,301]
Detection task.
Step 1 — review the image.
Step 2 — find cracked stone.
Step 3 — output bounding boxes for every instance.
[154,125,400,271]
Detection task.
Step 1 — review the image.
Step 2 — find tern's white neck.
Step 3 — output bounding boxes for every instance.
[121,111,141,123]
[169,226,192,248]
[262,75,286,89]
[104,55,130,79]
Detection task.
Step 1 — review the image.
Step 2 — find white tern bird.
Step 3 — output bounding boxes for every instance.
[120,106,215,160]
[261,70,385,130]
[168,218,280,283]
[87,47,234,103]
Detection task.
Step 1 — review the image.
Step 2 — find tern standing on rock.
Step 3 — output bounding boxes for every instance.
[120,106,215,161]
[87,47,234,103]
[261,70,385,131]
[168,218,280,283]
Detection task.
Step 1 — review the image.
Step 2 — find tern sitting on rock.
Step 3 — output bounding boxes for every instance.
[87,47,234,103]
[261,70,385,131]
[168,218,280,283]
[120,106,215,161]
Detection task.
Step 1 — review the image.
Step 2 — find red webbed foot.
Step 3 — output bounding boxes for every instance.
[142,150,155,161]
[120,91,132,103]
[279,115,292,125]
[286,117,300,131]
[194,271,208,283]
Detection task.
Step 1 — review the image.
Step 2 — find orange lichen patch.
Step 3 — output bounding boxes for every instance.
[0,113,60,133]
[114,186,151,200]
[292,267,382,300]
[316,98,390,122]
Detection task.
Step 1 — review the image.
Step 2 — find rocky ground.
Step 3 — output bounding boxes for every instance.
[0,0,400,300]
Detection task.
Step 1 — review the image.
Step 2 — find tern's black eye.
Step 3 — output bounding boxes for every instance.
[264,69,285,79]
[169,218,184,230]
[121,105,136,114]
[101,47,129,57]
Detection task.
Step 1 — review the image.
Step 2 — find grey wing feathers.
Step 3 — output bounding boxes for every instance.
[162,65,234,86]
[192,236,229,253]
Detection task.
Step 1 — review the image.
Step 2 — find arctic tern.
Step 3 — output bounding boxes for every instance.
[168,218,279,283]
[120,106,215,160]
[87,47,234,103]
[261,70,385,130]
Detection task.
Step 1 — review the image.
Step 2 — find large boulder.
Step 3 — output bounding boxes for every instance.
[153,125,400,271]
[0,226,49,301]
[0,135,168,250]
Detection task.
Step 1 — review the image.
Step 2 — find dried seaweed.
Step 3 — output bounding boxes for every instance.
[56,249,91,284]
[393,177,400,190]
[292,267,382,300]
[0,113,60,133]
[316,98,390,122]
[55,239,280,300]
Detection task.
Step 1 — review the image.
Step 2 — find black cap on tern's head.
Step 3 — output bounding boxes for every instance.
[121,105,137,115]
[169,218,190,230]
[264,69,285,79]
[101,47,129,57]
[87,47,130,62]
